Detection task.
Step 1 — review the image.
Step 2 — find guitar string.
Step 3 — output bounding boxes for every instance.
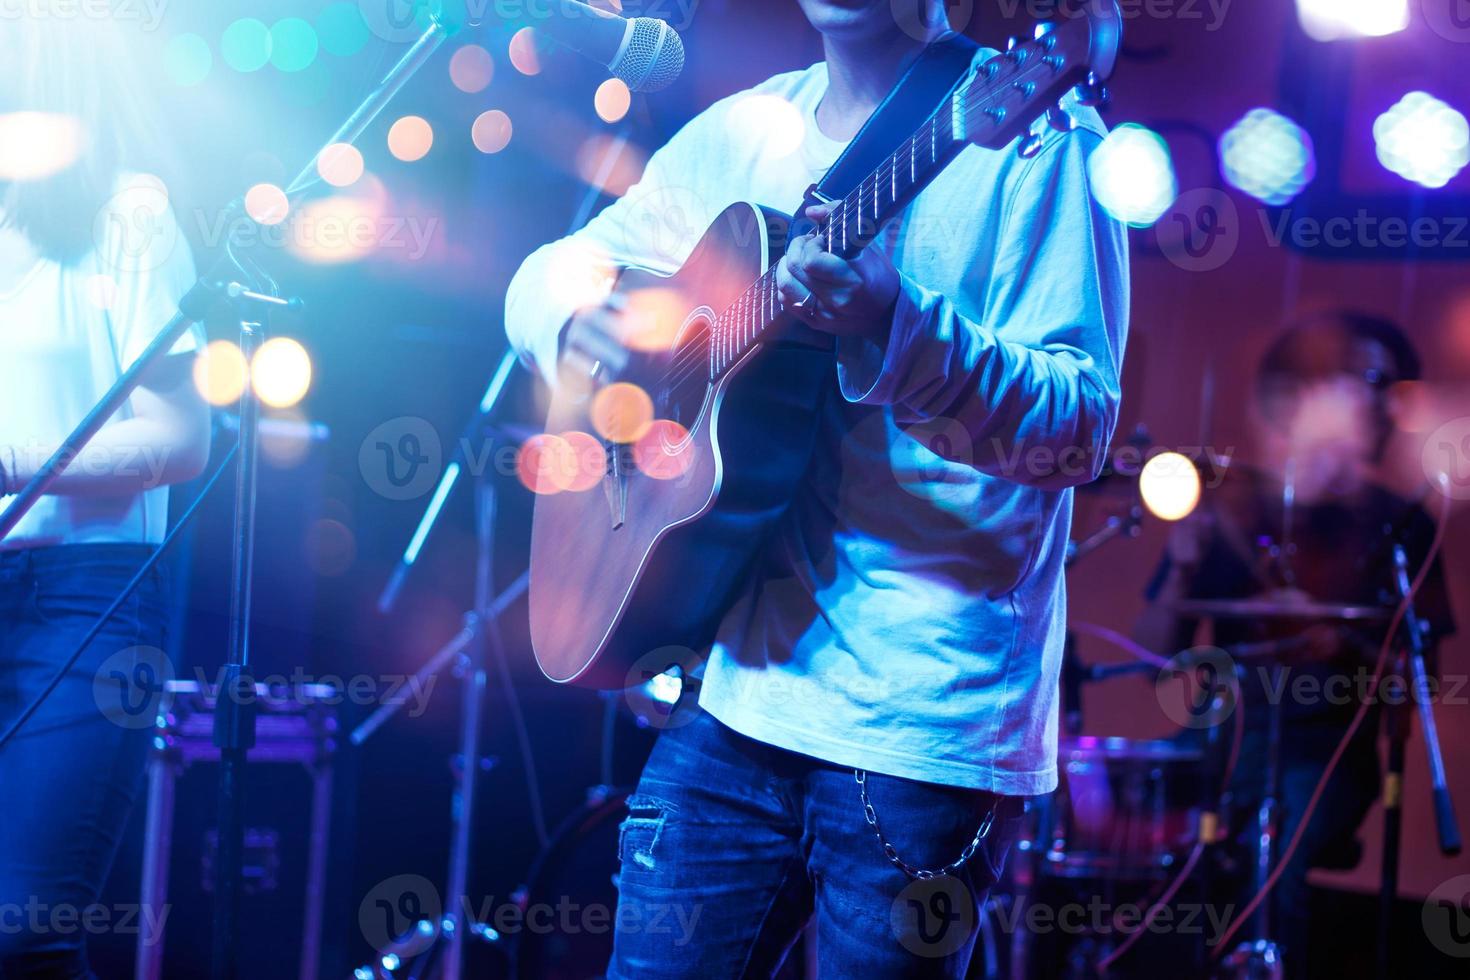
[650,52,1056,396]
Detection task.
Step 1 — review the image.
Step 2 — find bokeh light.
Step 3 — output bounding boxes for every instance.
[449,44,494,93]
[388,115,434,162]
[193,340,250,406]
[252,337,313,409]
[164,33,213,87]
[557,431,605,492]
[621,288,685,352]
[591,383,655,443]
[471,110,513,154]
[1087,123,1178,227]
[221,18,273,73]
[317,2,371,57]
[270,18,319,72]
[1373,92,1470,189]
[728,95,806,159]
[634,420,695,481]
[0,112,85,181]
[288,175,391,266]
[509,27,542,76]
[517,434,573,495]
[595,79,632,124]
[245,182,290,225]
[317,142,365,187]
[1139,452,1202,522]
[1296,0,1408,41]
[546,241,616,310]
[575,135,647,197]
[1219,108,1316,206]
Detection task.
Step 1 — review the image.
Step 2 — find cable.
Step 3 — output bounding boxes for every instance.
[489,621,552,849]
[1209,484,1453,956]
[1070,620,1172,668]
[0,442,240,752]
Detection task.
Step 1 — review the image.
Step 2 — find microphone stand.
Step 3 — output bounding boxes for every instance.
[1376,544,1461,979]
[0,17,459,980]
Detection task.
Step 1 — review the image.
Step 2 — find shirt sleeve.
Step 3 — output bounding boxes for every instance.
[96,173,204,371]
[834,128,1129,490]
[504,112,724,386]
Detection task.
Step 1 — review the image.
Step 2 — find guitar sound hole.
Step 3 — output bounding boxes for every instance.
[656,318,712,433]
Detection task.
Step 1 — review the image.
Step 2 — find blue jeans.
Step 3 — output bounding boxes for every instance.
[0,545,168,979]
[608,710,1023,979]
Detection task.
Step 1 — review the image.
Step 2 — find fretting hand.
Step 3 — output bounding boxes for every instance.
[775,204,900,337]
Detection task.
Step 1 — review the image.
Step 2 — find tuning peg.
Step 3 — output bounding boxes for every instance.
[1047,105,1077,132]
[1074,70,1111,109]
[1018,130,1045,159]
[1007,35,1021,51]
[1033,21,1055,37]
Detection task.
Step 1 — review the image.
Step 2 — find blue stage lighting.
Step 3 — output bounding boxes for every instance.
[1373,92,1469,189]
[1219,109,1316,206]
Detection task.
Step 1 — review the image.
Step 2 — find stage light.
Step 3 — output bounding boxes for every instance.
[592,383,655,443]
[509,27,542,76]
[1296,0,1408,41]
[1219,108,1316,206]
[193,340,249,407]
[244,183,290,226]
[221,18,272,73]
[270,18,319,73]
[317,2,371,58]
[1087,124,1177,227]
[316,142,364,187]
[1139,452,1202,522]
[471,110,513,154]
[388,115,434,162]
[595,79,632,124]
[164,33,212,87]
[1373,92,1469,189]
[251,337,313,409]
[0,112,84,181]
[449,44,494,93]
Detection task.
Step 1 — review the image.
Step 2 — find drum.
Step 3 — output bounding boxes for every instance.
[1042,736,1204,881]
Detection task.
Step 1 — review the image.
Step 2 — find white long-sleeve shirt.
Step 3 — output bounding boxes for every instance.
[506,59,1129,795]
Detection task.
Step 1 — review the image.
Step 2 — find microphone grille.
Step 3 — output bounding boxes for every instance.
[611,18,684,93]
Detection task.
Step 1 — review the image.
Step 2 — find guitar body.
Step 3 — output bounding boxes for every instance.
[530,202,832,687]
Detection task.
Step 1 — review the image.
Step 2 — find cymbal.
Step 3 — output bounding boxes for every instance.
[1168,597,1390,622]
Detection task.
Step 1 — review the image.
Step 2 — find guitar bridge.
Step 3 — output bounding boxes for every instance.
[603,442,630,530]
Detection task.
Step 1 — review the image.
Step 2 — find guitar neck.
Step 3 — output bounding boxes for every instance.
[709,89,967,378]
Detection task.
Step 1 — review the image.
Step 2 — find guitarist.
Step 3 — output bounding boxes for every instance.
[506,1,1129,975]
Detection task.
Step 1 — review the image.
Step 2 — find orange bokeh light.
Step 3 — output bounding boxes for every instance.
[574,134,647,197]
[558,430,606,492]
[449,44,494,93]
[595,78,632,123]
[509,28,541,76]
[472,109,513,154]
[621,288,685,352]
[517,434,573,495]
[388,115,434,162]
[592,383,655,443]
[316,142,364,187]
[244,182,290,225]
[634,420,695,480]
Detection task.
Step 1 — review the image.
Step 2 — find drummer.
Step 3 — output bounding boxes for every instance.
[1134,311,1456,976]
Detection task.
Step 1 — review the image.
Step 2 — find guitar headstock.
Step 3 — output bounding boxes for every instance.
[961,0,1123,157]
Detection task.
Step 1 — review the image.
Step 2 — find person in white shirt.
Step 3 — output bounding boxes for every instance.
[505,1,1129,974]
[0,21,208,979]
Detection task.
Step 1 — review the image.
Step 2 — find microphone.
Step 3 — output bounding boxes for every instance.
[523,0,685,92]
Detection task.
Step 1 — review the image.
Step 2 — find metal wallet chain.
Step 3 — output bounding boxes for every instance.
[854,769,998,880]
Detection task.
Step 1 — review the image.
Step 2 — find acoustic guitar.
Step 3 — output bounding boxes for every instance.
[529,2,1123,687]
